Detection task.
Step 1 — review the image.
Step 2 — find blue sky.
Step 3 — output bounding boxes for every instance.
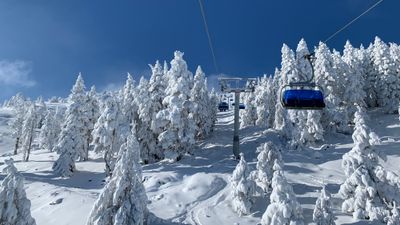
[0,0,398,100]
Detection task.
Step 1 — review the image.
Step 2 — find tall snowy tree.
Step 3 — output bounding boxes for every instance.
[339,106,400,222]
[86,130,148,225]
[136,76,158,164]
[0,159,36,225]
[191,66,212,138]
[251,142,283,194]
[39,109,58,152]
[261,169,304,225]
[53,74,88,176]
[20,105,37,162]
[34,96,47,129]
[91,94,130,176]
[255,75,275,128]
[120,73,138,130]
[240,91,257,128]
[274,44,297,140]
[342,40,366,118]
[372,37,400,113]
[84,86,100,156]
[156,51,195,160]
[313,186,334,225]
[8,94,28,155]
[314,42,346,133]
[231,153,255,216]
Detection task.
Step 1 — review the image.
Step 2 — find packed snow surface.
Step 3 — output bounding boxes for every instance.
[0,108,399,224]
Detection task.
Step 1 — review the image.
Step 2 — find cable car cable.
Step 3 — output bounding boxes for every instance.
[198,0,219,74]
[324,0,384,44]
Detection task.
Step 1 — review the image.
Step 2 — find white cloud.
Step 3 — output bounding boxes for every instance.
[99,82,123,93]
[0,60,35,87]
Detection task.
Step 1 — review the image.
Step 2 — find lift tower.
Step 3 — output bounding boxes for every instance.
[218,77,257,159]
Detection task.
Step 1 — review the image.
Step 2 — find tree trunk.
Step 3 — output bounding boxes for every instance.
[14,137,19,155]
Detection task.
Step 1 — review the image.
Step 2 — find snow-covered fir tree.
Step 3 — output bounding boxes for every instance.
[251,142,283,194]
[156,51,195,160]
[255,75,275,128]
[8,93,28,155]
[313,186,334,225]
[120,73,138,131]
[342,40,366,119]
[274,44,296,140]
[136,76,158,164]
[372,36,400,113]
[86,130,148,225]
[84,86,100,156]
[53,74,88,176]
[191,66,213,138]
[208,88,219,132]
[39,109,58,151]
[314,42,346,133]
[240,91,257,128]
[339,106,400,222]
[359,43,379,107]
[91,93,130,176]
[261,169,304,225]
[20,105,37,162]
[0,158,36,225]
[231,153,255,216]
[34,96,47,129]
[331,50,351,134]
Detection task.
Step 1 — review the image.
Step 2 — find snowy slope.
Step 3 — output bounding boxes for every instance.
[0,108,399,224]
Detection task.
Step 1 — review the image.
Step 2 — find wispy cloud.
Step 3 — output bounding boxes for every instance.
[0,60,35,87]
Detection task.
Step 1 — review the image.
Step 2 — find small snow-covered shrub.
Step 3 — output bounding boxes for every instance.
[231,153,255,216]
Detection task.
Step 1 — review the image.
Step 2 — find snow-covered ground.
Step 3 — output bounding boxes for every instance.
[0,108,399,224]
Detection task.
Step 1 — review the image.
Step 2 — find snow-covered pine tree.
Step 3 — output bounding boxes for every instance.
[84,86,100,157]
[8,93,28,155]
[231,153,255,216]
[53,74,88,176]
[157,51,195,160]
[314,42,345,133]
[136,76,158,164]
[86,130,148,225]
[313,186,334,225]
[39,109,58,151]
[261,169,304,225]
[0,158,36,225]
[120,73,139,131]
[147,61,167,161]
[252,142,283,194]
[331,50,350,134]
[91,94,130,176]
[20,105,37,162]
[191,66,212,138]
[34,96,47,129]
[295,38,321,146]
[390,43,400,76]
[359,43,379,108]
[240,91,257,128]
[342,41,366,119]
[372,37,400,113]
[339,106,400,222]
[274,44,296,140]
[306,110,324,144]
[208,88,219,131]
[255,76,269,128]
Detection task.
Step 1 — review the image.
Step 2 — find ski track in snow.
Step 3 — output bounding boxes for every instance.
[1,107,400,224]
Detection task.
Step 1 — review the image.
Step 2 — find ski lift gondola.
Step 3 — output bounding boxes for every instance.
[280,54,325,110]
